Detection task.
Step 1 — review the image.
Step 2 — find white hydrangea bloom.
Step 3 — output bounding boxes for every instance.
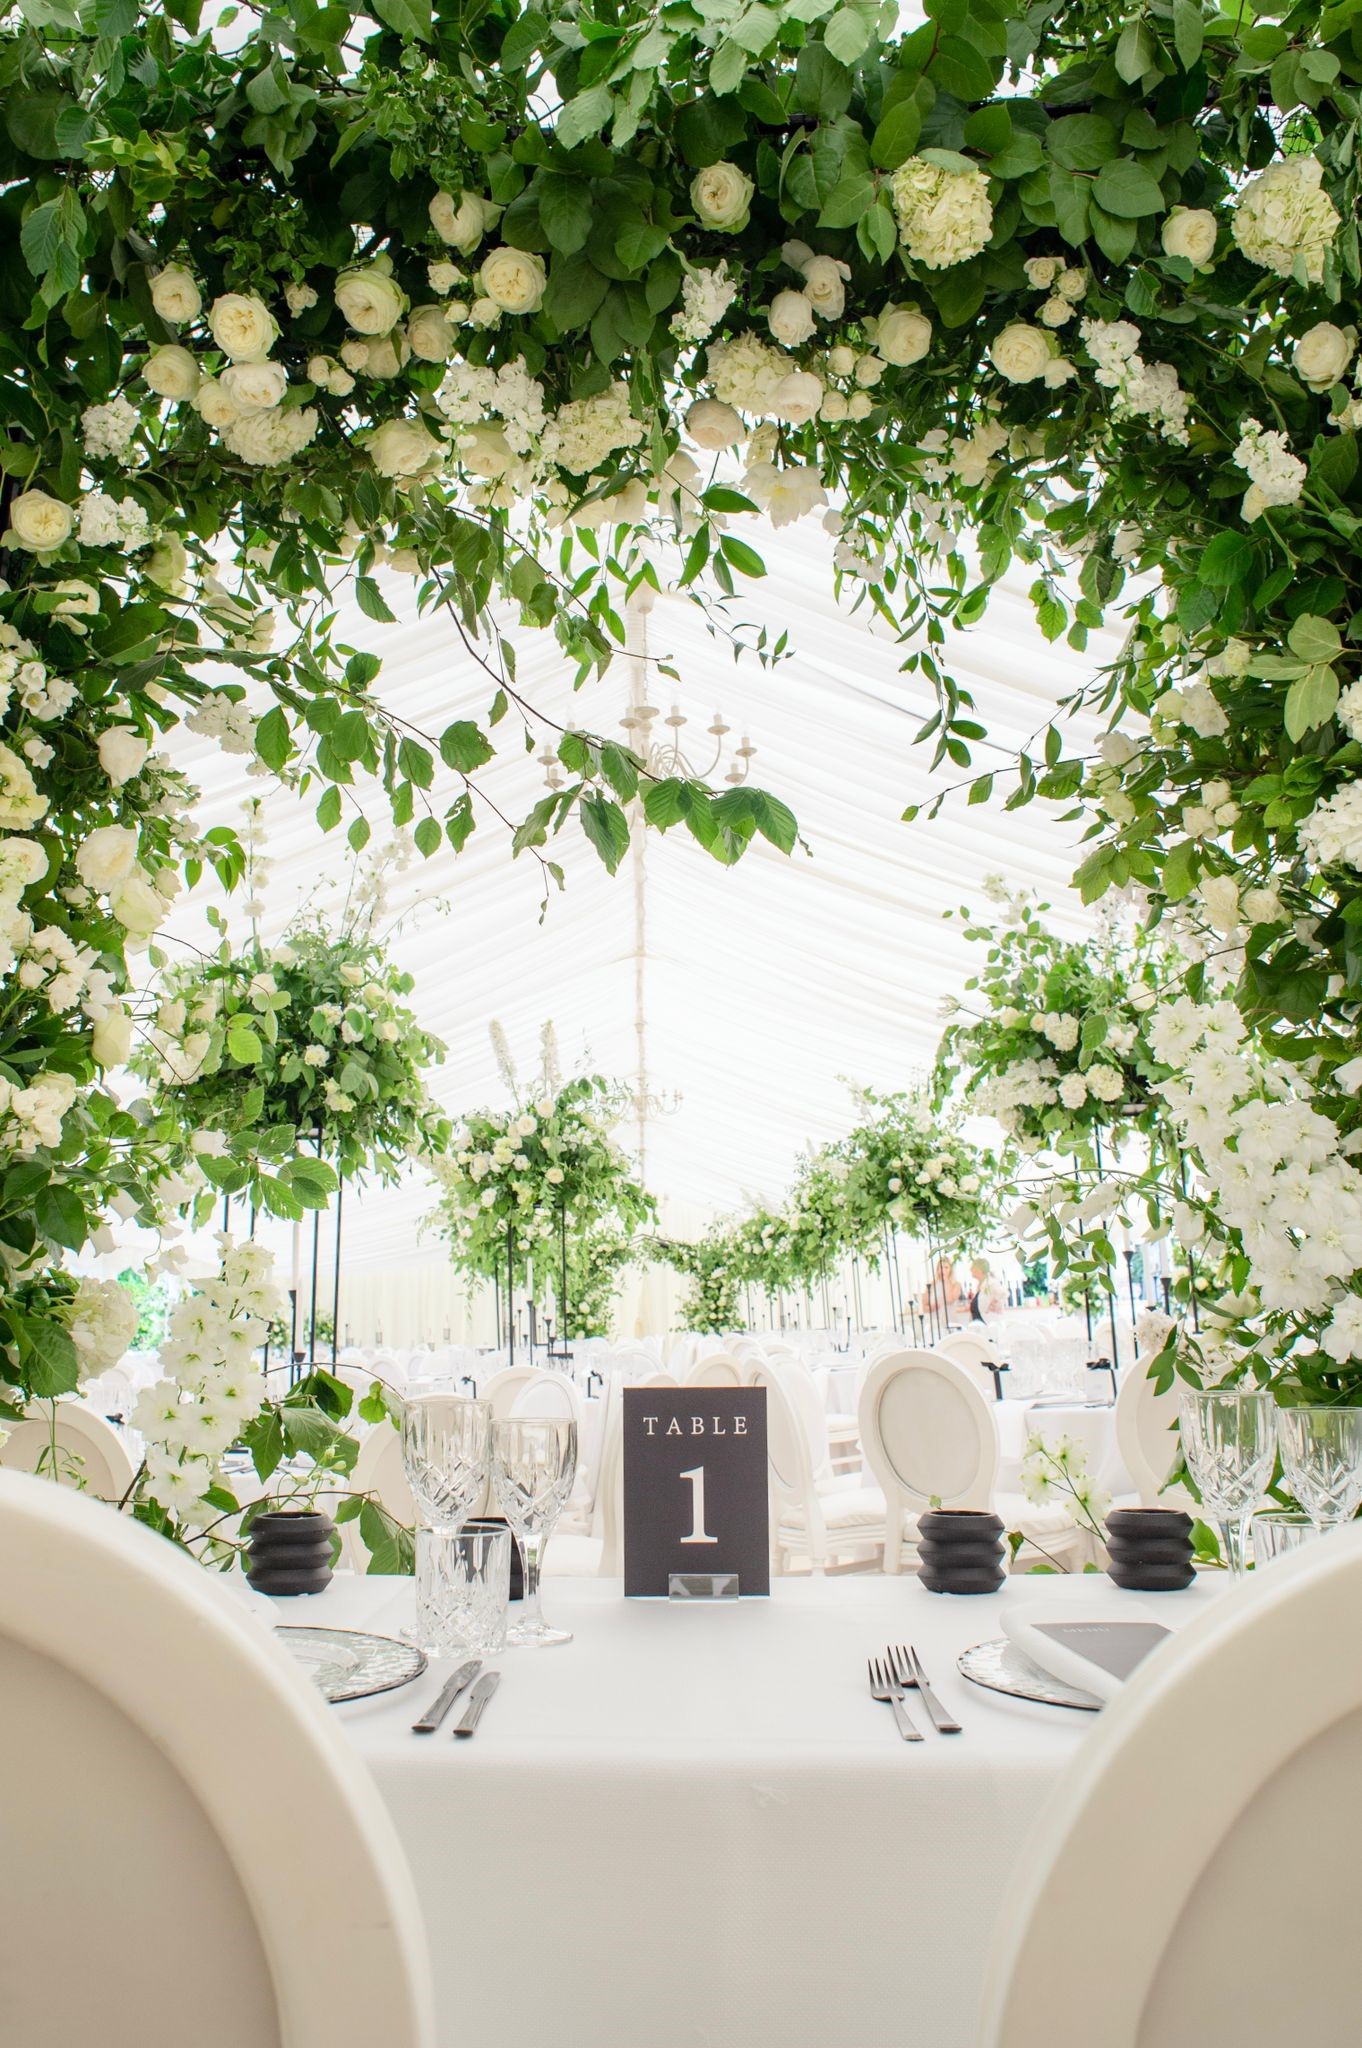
[541,384,645,473]
[707,332,789,414]
[1233,155,1340,283]
[890,157,993,270]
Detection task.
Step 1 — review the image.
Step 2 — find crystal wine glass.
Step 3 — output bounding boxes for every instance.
[490,1416,577,1647]
[400,1394,491,1532]
[1276,1405,1362,1538]
[1178,1386,1276,1578]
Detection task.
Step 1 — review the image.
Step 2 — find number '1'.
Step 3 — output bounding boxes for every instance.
[679,1464,718,1545]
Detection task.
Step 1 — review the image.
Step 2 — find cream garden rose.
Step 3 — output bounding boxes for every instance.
[206,292,278,362]
[800,255,848,321]
[767,288,816,347]
[335,262,407,336]
[92,1005,134,1068]
[149,264,202,324]
[690,161,754,232]
[686,399,745,450]
[870,305,932,367]
[1293,321,1354,392]
[1160,207,1218,270]
[194,379,240,428]
[478,247,546,315]
[990,322,1053,383]
[220,361,287,411]
[429,190,499,251]
[5,489,74,554]
[0,744,47,827]
[75,823,139,890]
[406,305,454,362]
[97,727,150,786]
[110,870,164,939]
[769,370,824,425]
[368,416,444,478]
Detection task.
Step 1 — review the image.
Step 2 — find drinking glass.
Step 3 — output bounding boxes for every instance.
[1178,1387,1276,1578]
[1276,1405,1362,1537]
[490,1416,577,1647]
[400,1394,490,1532]
[1252,1509,1317,1571]
[412,1520,511,1656]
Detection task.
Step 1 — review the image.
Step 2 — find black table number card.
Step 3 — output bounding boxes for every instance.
[622,1386,770,1597]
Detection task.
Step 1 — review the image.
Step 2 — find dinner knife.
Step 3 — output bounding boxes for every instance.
[452,1670,501,1738]
[411,1660,481,1734]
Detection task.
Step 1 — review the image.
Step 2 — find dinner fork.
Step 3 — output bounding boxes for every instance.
[867,1656,922,1742]
[889,1644,962,1735]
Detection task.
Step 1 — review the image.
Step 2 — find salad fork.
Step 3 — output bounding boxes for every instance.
[866,1655,922,1742]
[889,1643,962,1734]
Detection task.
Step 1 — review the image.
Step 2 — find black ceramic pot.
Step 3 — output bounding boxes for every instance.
[917,1509,1006,1594]
[1105,1507,1195,1591]
[246,1510,335,1596]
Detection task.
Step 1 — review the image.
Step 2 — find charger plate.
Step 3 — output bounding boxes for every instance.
[276,1625,427,1704]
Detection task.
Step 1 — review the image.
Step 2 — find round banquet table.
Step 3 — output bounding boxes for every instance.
[292,1570,1219,2048]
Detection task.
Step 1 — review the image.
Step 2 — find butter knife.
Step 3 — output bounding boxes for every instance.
[452,1670,500,1738]
[411,1660,480,1734]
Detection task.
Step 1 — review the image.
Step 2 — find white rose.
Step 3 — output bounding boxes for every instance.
[220,360,287,411]
[460,423,516,477]
[990,321,1053,383]
[691,161,754,232]
[428,260,462,294]
[847,391,873,421]
[854,353,886,388]
[92,1005,133,1068]
[206,292,278,363]
[801,254,847,321]
[406,305,454,362]
[478,247,546,315]
[1099,731,1137,768]
[368,416,444,478]
[5,490,74,553]
[362,333,410,379]
[145,534,187,593]
[1057,267,1088,301]
[75,824,139,890]
[1023,256,1060,289]
[469,297,501,328]
[871,305,932,367]
[1294,320,1354,392]
[429,190,499,252]
[819,387,849,422]
[769,370,824,425]
[1198,872,1242,935]
[335,263,408,336]
[97,727,150,786]
[339,338,370,372]
[150,264,202,324]
[110,871,164,938]
[1161,207,1218,270]
[1039,295,1075,327]
[284,281,318,315]
[546,1165,565,1185]
[1242,886,1286,925]
[194,379,240,428]
[768,288,816,346]
[827,344,857,377]
[686,399,745,450]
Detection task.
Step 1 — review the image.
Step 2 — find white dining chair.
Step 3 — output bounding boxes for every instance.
[343,1422,416,1569]
[980,1526,1362,2048]
[1113,1349,1193,1509]
[1,1402,138,1502]
[750,1364,887,1575]
[936,1328,1008,1403]
[683,1351,747,1388]
[0,1469,433,2048]
[859,1350,1084,1573]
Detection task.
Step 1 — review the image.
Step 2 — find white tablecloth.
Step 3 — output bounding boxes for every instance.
[300,1571,1218,2047]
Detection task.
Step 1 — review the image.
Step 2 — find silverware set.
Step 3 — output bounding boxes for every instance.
[411,1660,502,1739]
[867,1643,961,1741]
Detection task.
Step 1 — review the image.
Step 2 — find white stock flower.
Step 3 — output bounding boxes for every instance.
[1293,321,1354,393]
[1161,207,1218,270]
[1233,155,1339,283]
[1234,418,1306,518]
[1300,783,1362,870]
[890,157,993,269]
[1058,1071,1088,1109]
[69,1277,138,1373]
[670,261,737,347]
[990,321,1053,383]
[1198,872,1242,934]
[97,727,149,786]
[220,360,287,411]
[478,247,546,315]
[150,264,202,323]
[541,384,643,471]
[368,416,444,478]
[335,262,407,335]
[206,292,278,362]
[5,490,74,553]
[429,190,500,251]
[767,289,816,347]
[1086,1065,1125,1104]
[686,398,745,450]
[707,333,787,413]
[690,161,753,231]
[81,396,141,463]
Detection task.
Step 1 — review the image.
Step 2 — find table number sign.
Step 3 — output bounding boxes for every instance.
[622,1386,770,1597]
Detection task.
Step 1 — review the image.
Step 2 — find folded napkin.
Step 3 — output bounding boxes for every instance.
[1001,1606,1172,1704]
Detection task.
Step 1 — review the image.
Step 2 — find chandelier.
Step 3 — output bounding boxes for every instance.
[540,699,756,792]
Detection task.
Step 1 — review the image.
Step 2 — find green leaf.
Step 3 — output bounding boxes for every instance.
[20,199,63,279]
[1046,115,1119,172]
[245,1407,286,1482]
[1093,160,1165,219]
[642,777,691,829]
[439,720,494,773]
[16,1313,79,1399]
[754,791,797,852]
[930,33,997,100]
[871,97,923,170]
[1287,613,1343,664]
[545,254,610,332]
[579,791,631,872]
[397,736,433,788]
[556,83,613,150]
[615,221,670,271]
[355,576,397,623]
[316,785,342,831]
[371,0,429,39]
[1161,839,1199,903]
[1199,531,1256,589]
[537,172,593,254]
[36,1182,86,1251]
[823,8,870,63]
[794,42,853,119]
[1172,0,1203,69]
[414,815,441,857]
[227,1020,264,1063]
[1114,18,1154,82]
[719,534,767,578]
[1284,664,1340,740]
[254,704,291,772]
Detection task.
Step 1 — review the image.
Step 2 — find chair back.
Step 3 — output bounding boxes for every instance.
[684,1352,746,1388]
[0,1470,432,2048]
[763,1356,832,1480]
[935,1329,1004,1402]
[345,1424,416,1566]
[1,1403,138,1502]
[981,1527,1362,2048]
[745,1364,822,1563]
[858,1348,999,1534]
[1114,1349,1183,1506]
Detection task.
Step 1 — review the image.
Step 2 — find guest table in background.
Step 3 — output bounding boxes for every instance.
[296,1572,1217,2048]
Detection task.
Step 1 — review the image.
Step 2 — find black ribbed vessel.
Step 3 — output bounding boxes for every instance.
[917,1509,1006,1594]
[246,1510,336,1595]
[1105,1507,1195,1591]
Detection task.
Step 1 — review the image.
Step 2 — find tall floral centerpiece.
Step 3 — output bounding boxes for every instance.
[429,1025,655,1339]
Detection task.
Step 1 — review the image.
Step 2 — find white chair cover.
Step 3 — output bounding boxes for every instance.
[1,1403,137,1502]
